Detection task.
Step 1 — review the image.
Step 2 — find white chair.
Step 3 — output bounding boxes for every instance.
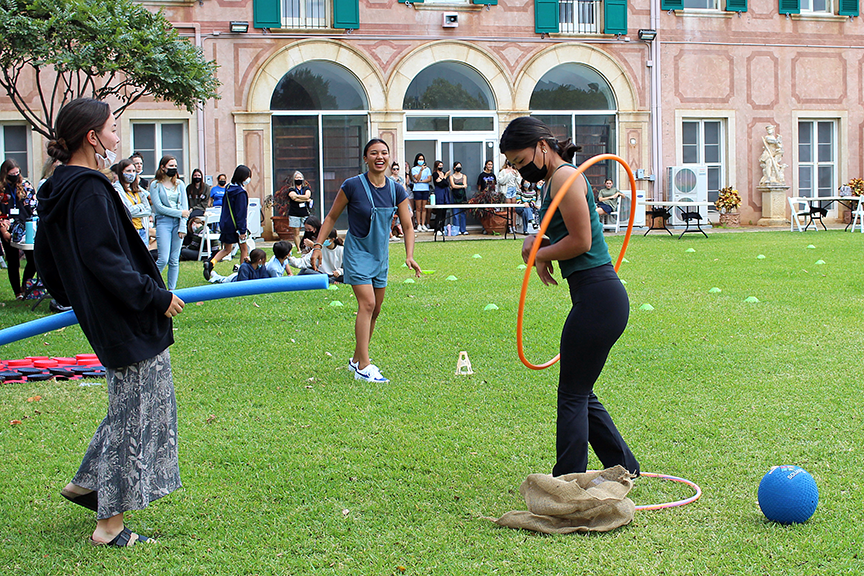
[788,197,810,232]
[600,199,622,233]
[850,196,864,233]
[197,209,221,261]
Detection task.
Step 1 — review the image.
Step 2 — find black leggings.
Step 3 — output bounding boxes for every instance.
[553,263,640,477]
[1,237,35,297]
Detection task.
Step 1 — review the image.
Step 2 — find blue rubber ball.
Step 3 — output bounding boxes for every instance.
[758,465,819,524]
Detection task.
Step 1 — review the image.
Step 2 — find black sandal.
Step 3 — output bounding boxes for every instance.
[60,488,98,512]
[90,527,150,547]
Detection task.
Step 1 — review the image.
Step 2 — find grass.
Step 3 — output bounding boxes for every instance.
[1,230,863,575]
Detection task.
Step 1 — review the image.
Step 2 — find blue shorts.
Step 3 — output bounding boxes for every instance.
[288,215,307,228]
[343,260,388,288]
[413,190,430,202]
[505,187,519,199]
[598,203,613,214]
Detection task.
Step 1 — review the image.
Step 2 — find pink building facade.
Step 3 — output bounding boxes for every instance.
[2,0,861,232]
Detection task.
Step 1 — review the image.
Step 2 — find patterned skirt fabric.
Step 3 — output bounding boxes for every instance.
[72,349,181,520]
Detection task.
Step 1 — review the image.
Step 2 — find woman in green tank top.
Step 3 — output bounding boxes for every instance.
[500,117,640,477]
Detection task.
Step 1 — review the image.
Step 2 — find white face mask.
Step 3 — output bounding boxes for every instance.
[94,135,116,170]
[123,172,136,183]
[243,178,251,187]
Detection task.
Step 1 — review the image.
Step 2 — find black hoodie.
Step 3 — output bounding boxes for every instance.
[34,165,174,369]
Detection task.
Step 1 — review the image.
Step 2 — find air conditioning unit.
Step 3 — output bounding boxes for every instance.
[442,13,458,28]
[666,165,708,226]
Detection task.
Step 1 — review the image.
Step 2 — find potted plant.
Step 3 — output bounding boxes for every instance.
[266,181,293,240]
[468,186,507,234]
[715,186,742,227]
[841,178,863,223]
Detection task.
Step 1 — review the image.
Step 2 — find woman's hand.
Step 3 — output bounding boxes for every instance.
[521,234,549,263]
[406,257,422,278]
[310,248,322,271]
[178,232,186,239]
[534,259,558,286]
[164,294,185,318]
[181,209,190,218]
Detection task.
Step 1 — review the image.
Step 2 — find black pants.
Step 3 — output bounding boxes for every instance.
[1,237,35,297]
[553,263,640,477]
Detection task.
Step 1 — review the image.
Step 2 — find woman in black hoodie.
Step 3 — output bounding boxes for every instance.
[35,98,185,547]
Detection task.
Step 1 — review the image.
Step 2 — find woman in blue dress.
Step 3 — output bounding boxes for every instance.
[313,139,421,383]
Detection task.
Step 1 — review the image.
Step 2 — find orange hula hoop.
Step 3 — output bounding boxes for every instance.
[517,154,638,370]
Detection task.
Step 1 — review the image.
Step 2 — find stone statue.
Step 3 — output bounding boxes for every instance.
[759,125,787,186]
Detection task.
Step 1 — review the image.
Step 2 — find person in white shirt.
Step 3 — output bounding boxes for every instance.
[289,228,343,283]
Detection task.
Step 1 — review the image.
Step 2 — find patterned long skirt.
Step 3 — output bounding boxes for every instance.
[72,349,181,520]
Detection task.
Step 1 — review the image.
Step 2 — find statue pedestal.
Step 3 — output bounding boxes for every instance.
[757,184,790,227]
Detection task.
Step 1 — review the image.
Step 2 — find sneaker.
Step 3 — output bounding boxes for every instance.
[354,363,389,383]
[233,264,240,273]
[203,260,213,281]
[462,231,469,235]
[348,358,358,373]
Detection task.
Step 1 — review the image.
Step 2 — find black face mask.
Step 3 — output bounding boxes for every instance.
[166,168,178,178]
[454,166,462,173]
[7,175,18,185]
[218,180,226,187]
[294,180,303,187]
[517,146,548,183]
[192,177,202,184]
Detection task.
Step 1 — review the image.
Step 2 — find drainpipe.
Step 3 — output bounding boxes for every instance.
[649,0,662,200]
[194,27,206,176]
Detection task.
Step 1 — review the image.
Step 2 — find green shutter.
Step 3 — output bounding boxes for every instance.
[473,0,498,5]
[778,0,799,13]
[604,0,627,34]
[839,0,858,16]
[253,0,281,29]
[660,0,683,9]
[398,0,423,3]
[535,0,559,33]
[725,0,747,11]
[333,0,359,29]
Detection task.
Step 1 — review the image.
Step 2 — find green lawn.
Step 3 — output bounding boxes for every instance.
[1,231,862,575]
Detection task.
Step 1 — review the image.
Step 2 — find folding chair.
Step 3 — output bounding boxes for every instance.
[788,197,808,232]
[600,200,622,233]
[198,209,221,260]
[850,196,864,233]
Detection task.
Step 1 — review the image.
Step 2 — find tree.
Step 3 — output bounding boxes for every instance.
[0,0,221,139]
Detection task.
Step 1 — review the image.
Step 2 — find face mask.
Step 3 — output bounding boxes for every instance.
[418,160,425,166]
[123,172,136,183]
[94,135,117,170]
[294,180,303,187]
[517,146,548,183]
[192,176,202,184]
[166,167,178,178]
[323,239,331,247]
[454,167,462,173]
[218,180,226,187]
[7,175,19,185]
[243,178,251,187]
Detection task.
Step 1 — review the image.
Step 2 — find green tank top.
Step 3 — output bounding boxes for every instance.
[538,167,611,278]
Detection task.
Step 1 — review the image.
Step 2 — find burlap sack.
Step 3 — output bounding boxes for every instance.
[489,465,635,534]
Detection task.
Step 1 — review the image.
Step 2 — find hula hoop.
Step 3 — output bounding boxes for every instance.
[517,154,638,370]
[634,472,703,511]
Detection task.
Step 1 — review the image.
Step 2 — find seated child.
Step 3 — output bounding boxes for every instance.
[289,228,343,283]
[208,248,268,284]
[265,240,293,278]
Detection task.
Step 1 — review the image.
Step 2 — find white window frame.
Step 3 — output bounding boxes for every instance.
[0,123,30,178]
[129,120,189,180]
[796,119,837,199]
[681,118,725,206]
[558,0,601,34]
[675,110,735,209]
[801,0,833,13]
[281,0,329,29]
[682,0,719,10]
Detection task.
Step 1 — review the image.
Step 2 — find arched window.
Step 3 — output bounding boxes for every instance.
[403,61,495,111]
[530,64,617,190]
[271,61,369,227]
[271,61,368,110]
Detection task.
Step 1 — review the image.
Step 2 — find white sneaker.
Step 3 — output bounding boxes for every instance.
[354,363,389,383]
[348,358,358,372]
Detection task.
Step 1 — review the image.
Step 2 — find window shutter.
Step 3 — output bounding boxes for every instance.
[725,0,747,11]
[474,0,498,5]
[253,0,281,29]
[333,0,359,29]
[604,0,627,34]
[660,0,683,9]
[535,0,559,33]
[398,0,423,3]
[778,0,799,13]
[839,0,859,16]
